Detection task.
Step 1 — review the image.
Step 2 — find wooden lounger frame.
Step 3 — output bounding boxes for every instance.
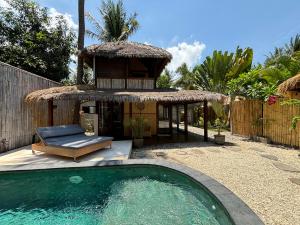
[32,140,112,161]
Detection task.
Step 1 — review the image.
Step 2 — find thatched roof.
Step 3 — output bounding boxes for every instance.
[25,85,226,104]
[277,74,300,94]
[79,41,172,61]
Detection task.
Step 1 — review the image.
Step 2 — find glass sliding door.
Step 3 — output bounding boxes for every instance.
[98,102,124,139]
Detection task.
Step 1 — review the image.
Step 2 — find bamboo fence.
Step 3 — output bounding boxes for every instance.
[231,99,300,148]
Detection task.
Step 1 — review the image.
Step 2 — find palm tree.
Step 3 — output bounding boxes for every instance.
[156,69,173,88]
[86,0,139,42]
[77,0,85,84]
[285,34,300,55]
[174,63,197,90]
[74,0,85,124]
[193,47,253,94]
[265,34,300,68]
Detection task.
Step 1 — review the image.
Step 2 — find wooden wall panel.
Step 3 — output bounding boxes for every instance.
[0,62,75,152]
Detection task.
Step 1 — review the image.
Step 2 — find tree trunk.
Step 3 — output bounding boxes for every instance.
[74,0,85,124]
[77,0,85,85]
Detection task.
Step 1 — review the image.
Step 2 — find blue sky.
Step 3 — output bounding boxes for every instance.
[16,0,300,70]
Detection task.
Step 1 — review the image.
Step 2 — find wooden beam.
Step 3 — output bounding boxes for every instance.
[184,103,188,138]
[203,100,208,142]
[168,104,173,135]
[48,99,54,126]
[156,102,159,135]
[93,56,96,87]
[176,105,179,131]
[96,101,100,136]
[129,102,133,118]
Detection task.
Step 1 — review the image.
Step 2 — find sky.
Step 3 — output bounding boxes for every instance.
[2,0,300,72]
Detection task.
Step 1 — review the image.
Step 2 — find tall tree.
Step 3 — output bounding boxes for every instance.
[86,0,139,42]
[174,63,197,90]
[265,34,300,78]
[73,0,86,124]
[156,69,173,88]
[77,0,85,84]
[0,0,75,82]
[285,34,300,55]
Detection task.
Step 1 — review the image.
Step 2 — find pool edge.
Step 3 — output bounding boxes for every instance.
[0,159,264,225]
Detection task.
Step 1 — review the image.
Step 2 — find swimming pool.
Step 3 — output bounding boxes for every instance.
[0,160,263,225]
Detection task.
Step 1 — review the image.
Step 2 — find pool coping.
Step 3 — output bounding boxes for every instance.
[0,159,264,225]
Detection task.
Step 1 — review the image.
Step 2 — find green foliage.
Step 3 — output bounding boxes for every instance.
[281,99,300,129]
[193,47,253,93]
[156,69,173,88]
[125,117,146,139]
[214,118,226,135]
[265,34,300,79]
[86,0,139,42]
[228,66,288,100]
[61,64,94,86]
[174,63,197,90]
[0,0,75,82]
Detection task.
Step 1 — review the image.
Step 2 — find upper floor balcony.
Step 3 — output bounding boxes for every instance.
[96,78,155,90]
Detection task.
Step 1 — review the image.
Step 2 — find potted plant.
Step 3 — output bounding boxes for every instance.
[212,102,226,145]
[214,118,226,144]
[127,117,145,148]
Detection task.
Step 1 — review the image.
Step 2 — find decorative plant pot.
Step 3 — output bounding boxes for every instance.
[133,138,144,148]
[214,134,225,145]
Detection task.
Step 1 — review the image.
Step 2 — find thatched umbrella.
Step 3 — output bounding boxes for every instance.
[277,74,300,95]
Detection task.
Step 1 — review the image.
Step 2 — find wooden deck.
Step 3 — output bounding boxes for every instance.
[0,141,132,166]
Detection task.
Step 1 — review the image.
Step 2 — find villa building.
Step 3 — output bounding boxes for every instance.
[26,42,225,141]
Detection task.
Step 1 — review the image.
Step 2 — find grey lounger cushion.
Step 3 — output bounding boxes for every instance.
[36,125,113,149]
[37,125,85,139]
[44,134,113,149]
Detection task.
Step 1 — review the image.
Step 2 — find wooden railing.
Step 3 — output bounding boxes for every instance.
[97,78,154,89]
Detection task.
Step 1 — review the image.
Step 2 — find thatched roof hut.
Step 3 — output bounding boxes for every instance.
[79,41,172,68]
[277,74,300,94]
[25,85,226,104]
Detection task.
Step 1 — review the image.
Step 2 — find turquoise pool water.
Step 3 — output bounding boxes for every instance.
[0,166,234,225]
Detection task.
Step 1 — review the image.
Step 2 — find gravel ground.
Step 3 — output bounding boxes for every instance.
[131,127,300,225]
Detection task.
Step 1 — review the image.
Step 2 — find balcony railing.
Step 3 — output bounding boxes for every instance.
[97,78,154,89]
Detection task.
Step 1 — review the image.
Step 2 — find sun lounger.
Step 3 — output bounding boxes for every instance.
[32,125,113,161]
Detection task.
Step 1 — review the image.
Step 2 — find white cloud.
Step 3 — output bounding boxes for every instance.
[49,8,78,31]
[0,0,9,8]
[166,41,206,72]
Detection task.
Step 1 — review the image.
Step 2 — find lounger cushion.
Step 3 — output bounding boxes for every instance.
[44,134,113,149]
[37,125,85,139]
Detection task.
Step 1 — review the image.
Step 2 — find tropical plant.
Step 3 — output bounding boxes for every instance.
[227,59,297,101]
[193,47,253,94]
[62,64,94,86]
[77,0,85,84]
[126,117,145,139]
[285,34,300,56]
[86,0,139,42]
[214,118,226,135]
[265,34,300,77]
[0,0,75,82]
[174,63,197,90]
[156,69,173,88]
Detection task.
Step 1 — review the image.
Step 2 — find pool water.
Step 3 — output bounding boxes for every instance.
[0,166,234,225]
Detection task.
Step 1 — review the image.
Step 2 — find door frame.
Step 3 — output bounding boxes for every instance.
[97,101,124,138]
